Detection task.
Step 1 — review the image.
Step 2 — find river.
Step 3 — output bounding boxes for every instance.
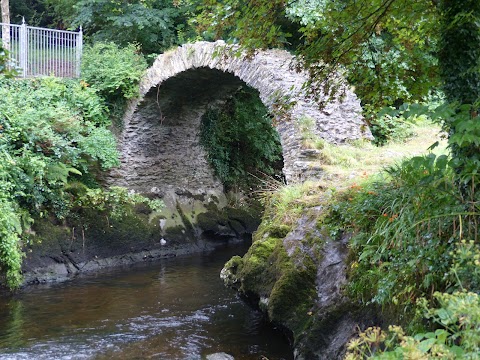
[0,243,293,360]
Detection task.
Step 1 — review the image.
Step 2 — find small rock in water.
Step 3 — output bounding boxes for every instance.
[205,352,234,360]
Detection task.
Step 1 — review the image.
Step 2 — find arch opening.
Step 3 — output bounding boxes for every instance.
[117,67,285,196]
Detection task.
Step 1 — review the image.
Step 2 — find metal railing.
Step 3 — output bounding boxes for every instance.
[0,18,82,78]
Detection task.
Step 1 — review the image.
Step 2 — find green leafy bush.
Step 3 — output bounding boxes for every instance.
[368,113,415,145]
[330,154,478,320]
[81,42,147,104]
[345,291,480,359]
[0,194,24,287]
[449,240,480,292]
[0,77,120,288]
[199,87,283,189]
[0,44,17,77]
[72,186,164,221]
[60,0,198,55]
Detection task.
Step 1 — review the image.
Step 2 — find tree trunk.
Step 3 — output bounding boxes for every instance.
[1,0,10,52]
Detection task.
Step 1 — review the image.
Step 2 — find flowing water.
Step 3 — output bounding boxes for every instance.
[0,243,293,360]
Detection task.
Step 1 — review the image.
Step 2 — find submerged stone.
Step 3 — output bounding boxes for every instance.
[205,353,234,360]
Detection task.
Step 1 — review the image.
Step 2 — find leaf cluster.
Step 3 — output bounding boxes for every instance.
[346,291,480,359]
[0,45,17,78]
[196,0,440,122]
[71,186,163,222]
[45,0,199,54]
[81,42,147,104]
[196,0,295,51]
[367,108,416,146]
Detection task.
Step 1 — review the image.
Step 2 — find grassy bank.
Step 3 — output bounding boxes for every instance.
[223,119,480,358]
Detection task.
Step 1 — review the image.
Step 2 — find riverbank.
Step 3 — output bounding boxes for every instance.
[19,189,260,287]
[22,236,234,286]
[221,121,449,359]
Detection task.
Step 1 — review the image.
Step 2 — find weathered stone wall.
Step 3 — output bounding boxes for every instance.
[116,41,370,187]
[109,68,242,197]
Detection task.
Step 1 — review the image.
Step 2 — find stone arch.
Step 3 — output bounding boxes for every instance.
[112,41,370,194]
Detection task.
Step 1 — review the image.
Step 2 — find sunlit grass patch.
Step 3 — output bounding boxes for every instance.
[308,120,448,188]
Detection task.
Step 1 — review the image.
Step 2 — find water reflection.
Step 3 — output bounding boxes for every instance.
[0,244,293,360]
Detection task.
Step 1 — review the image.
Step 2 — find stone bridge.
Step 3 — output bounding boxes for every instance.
[110,41,369,197]
[106,41,371,239]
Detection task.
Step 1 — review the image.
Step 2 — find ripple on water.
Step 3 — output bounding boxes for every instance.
[0,245,293,360]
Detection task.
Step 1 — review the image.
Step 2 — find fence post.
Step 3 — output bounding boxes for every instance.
[19,17,27,77]
[75,26,83,78]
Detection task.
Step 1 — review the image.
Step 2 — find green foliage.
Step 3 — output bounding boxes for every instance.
[0,195,24,288]
[437,1,480,184]
[439,0,480,106]
[71,186,163,221]
[197,0,293,50]
[0,77,119,288]
[367,111,415,146]
[0,44,17,78]
[77,127,120,169]
[197,0,439,122]
[345,291,480,359]
[331,154,477,316]
[433,102,480,186]
[449,240,480,292]
[49,0,199,54]
[81,42,147,104]
[10,0,49,26]
[199,87,283,189]
[41,0,77,25]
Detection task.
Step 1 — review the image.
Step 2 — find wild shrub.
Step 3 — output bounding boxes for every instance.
[81,42,147,107]
[368,113,415,146]
[0,77,121,288]
[329,150,480,358]
[330,153,478,320]
[345,291,480,359]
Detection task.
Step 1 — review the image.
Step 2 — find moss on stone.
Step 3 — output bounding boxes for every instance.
[220,182,333,350]
[221,255,244,289]
[239,236,282,296]
[224,206,261,232]
[73,206,159,249]
[225,255,243,271]
[197,212,228,231]
[268,224,292,239]
[175,202,196,239]
[26,202,165,265]
[268,253,317,336]
[231,229,318,345]
[164,225,188,242]
[29,218,72,255]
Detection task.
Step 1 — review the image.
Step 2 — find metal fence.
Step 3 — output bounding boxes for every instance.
[0,18,82,78]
